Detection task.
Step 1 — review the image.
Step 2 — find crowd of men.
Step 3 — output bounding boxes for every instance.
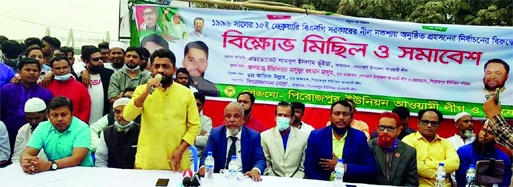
[0,35,512,187]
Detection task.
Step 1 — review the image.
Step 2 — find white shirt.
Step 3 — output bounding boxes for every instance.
[0,121,9,161]
[72,61,86,76]
[299,121,315,133]
[89,74,105,124]
[225,129,242,171]
[447,134,475,150]
[95,132,108,167]
[90,114,110,152]
[11,123,47,162]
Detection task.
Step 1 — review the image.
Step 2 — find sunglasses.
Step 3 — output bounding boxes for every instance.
[419,120,440,127]
[90,57,102,62]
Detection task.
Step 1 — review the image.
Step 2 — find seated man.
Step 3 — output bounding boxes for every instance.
[305,100,376,183]
[19,96,94,174]
[90,88,135,152]
[200,101,266,181]
[0,121,9,165]
[368,112,418,186]
[95,98,140,169]
[326,99,370,140]
[12,98,48,162]
[402,109,460,187]
[261,101,309,178]
[371,106,415,140]
[456,120,512,186]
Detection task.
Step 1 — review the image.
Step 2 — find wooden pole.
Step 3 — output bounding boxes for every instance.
[177,0,340,16]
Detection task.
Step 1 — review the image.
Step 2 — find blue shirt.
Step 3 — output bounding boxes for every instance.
[27,117,94,166]
[456,143,512,186]
[281,130,290,152]
[0,63,15,88]
[0,83,53,150]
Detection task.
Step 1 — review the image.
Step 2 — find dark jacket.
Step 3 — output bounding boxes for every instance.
[368,138,419,186]
[103,124,140,169]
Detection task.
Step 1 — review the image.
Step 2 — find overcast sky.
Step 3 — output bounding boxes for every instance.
[0,0,120,41]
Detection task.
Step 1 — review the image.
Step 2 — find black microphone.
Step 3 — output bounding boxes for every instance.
[191,173,201,186]
[149,74,162,94]
[182,176,192,187]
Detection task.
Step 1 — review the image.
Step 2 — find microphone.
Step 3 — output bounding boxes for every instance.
[190,173,201,187]
[182,176,192,187]
[149,74,162,94]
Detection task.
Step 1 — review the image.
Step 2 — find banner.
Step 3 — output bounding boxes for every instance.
[130,4,513,118]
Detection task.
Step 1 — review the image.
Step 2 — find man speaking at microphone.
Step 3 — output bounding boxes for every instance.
[124,48,200,171]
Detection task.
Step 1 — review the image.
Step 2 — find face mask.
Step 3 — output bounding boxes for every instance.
[54,73,72,81]
[276,117,291,131]
[114,121,134,130]
[227,128,240,136]
[126,65,139,71]
[463,129,475,138]
[89,64,103,74]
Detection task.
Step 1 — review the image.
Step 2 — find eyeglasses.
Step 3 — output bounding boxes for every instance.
[420,120,440,127]
[90,57,102,62]
[377,125,397,132]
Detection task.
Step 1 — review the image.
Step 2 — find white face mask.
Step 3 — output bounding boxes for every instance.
[276,117,291,131]
[126,65,139,71]
[227,128,240,136]
[54,73,72,81]
[114,121,134,130]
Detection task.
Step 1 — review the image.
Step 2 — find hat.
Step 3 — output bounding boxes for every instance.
[454,112,471,122]
[113,98,131,109]
[24,97,47,113]
[109,41,127,51]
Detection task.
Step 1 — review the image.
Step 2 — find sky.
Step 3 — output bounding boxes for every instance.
[0,0,120,42]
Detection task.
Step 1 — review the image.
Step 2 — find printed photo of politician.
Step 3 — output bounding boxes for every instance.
[139,6,162,32]
[140,34,169,55]
[189,17,208,40]
[482,58,511,104]
[182,41,218,97]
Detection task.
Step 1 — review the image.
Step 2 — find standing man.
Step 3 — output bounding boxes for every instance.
[1,58,53,154]
[193,92,212,157]
[103,42,126,72]
[79,46,114,124]
[108,47,151,104]
[261,101,309,178]
[290,102,315,133]
[98,42,110,63]
[123,48,200,171]
[45,57,91,123]
[305,100,376,182]
[402,109,460,187]
[237,92,267,133]
[199,102,266,181]
[175,67,198,92]
[368,112,418,186]
[11,98,48,162]
[95,98,140,169]
[41,36,60,66]
[19,96,94,174]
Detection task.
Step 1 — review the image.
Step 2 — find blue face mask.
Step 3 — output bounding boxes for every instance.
[276,117,291,131]
[54,73,72,81]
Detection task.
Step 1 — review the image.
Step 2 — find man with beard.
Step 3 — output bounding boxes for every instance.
[290,102,315,133]
[368,112,418,186]
[138,47,151,71]
[45,57,91,123]
[261,101,309,178]
[41,36,60,67]
[12,98,48,162]
[78,46,114,124]
[402,109,460,187]
[139,6,162,32]
[480,59,512,105]
[237,92,267,133]
[175,67,198,92]
[326,99,370,140]
[447,112,475,150]
[182,41,218,97]
[371,106,416,140]
[123,48,200,171]
[108,47,151,104]
[199,101,265,181]
[456,121,512,186]
[103,42,126,72]
[95,98,140,169]
[305,100,376,182]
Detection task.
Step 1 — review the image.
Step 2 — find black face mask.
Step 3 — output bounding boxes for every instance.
[89,64,103,74]
[331,124,350,135]
[112,62,125,69]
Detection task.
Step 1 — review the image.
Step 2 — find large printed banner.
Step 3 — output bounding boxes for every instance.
[131,4,513,118]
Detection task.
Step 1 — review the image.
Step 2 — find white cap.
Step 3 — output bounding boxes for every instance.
[24,98,46,113]
[454,112,471,122]
[109,41,127,51]
[113,98,131,109]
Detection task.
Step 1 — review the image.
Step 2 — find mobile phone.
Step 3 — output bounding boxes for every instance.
[155,178,169,187]
[496,88,500,104]
[346,185,357,187]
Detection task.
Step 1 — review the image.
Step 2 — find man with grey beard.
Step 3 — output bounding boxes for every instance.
[447,112,475,186]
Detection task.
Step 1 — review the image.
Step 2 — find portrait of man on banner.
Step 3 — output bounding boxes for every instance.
[482,58,512,105]
[139,6,162,32]
[183,41,218,97]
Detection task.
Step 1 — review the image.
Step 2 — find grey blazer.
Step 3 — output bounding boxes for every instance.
[368,139,419,186]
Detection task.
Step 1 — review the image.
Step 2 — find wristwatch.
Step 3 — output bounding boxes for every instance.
[50,161,58,171]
